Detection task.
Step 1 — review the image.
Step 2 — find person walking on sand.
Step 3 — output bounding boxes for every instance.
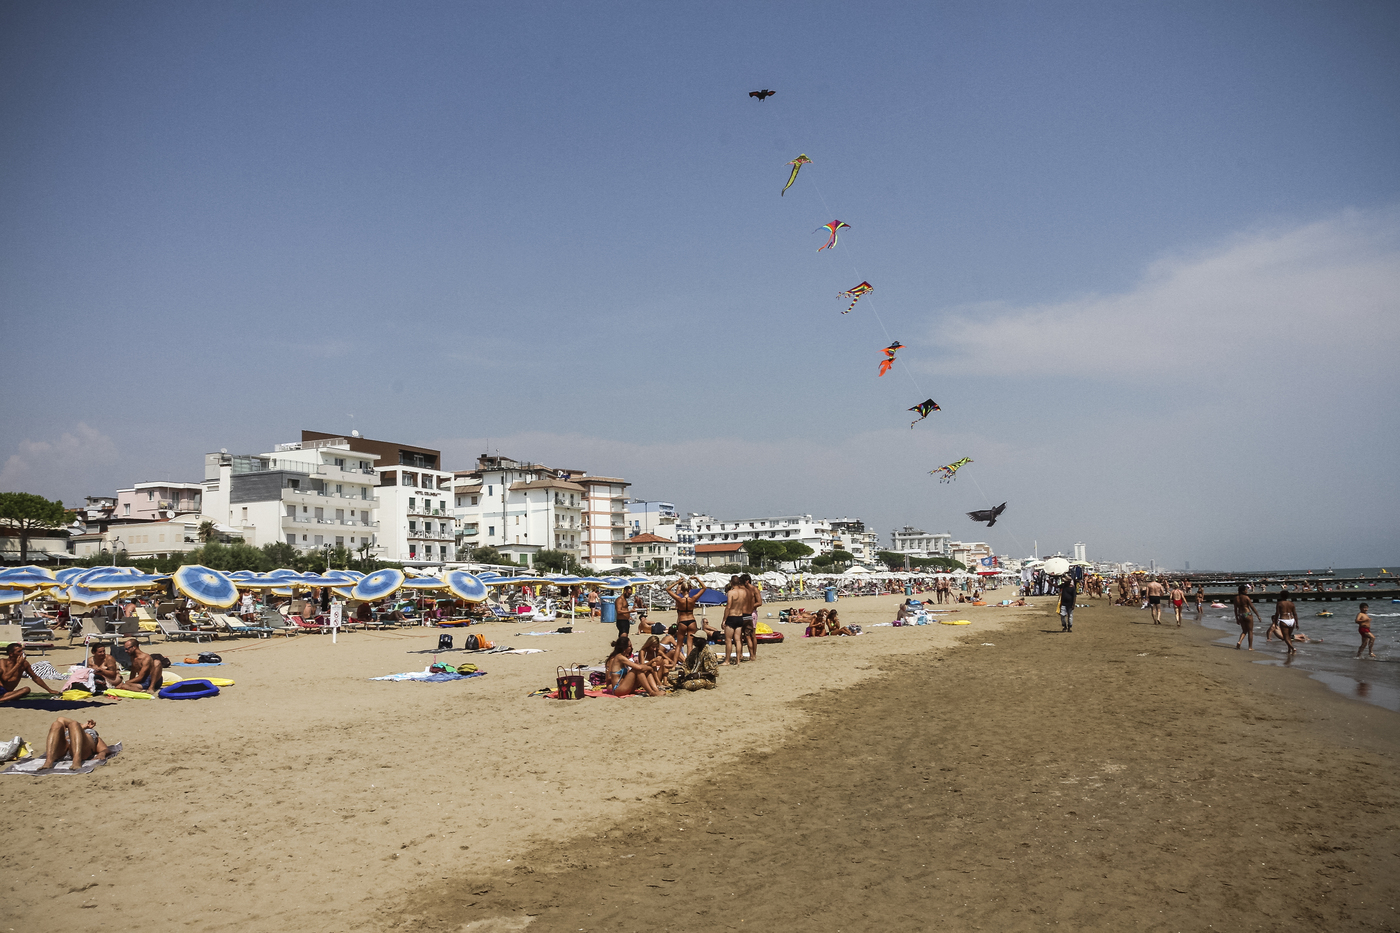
[1273,590,1300,655]
[1233,585,1261,650]
[1058,576,1077,632]
[1194,584,1205,620]
[1170,583,1186,627]
[1356,603,1378,659]
[1146,578,1165,624]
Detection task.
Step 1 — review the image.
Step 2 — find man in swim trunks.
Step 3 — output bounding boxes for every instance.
[666,576,702,652]
[1146,579,1165,624]
[741,573,762,661]
[0,643,62,703]
[1170,583,1185,626]
[1194,584,1205,620]
[721,575,754,665]
[117,638,167,694]
[1272,590,1300,655]
[1356,603,1377,659]
[1233,585,1261,650]
[614,587,633,638]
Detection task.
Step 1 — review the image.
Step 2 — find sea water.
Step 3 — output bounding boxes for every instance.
[1197,600,1400,712]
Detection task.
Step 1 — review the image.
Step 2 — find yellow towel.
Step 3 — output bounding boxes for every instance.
[940,620,972,625]
[106,688,154,700]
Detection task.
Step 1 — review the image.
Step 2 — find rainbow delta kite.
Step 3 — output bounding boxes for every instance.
[908,399,940,428]
[932,457,972,483]
[782,154,811,196]
[816,220,849,251]
[878,341,904,377]
[839,281,873,314]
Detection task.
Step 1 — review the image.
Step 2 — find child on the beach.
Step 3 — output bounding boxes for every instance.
[1356,604,1377,659]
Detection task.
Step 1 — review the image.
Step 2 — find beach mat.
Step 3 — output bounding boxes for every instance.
[7,696,112,711]
[4,742,123,776]
[370,671,487,683]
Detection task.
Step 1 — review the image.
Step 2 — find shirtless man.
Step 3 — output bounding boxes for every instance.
[666,576,702,652]
[1194,584,1205,620]
[87,644,122,689]
[117,638,167,694]
[0,643,62,702]
[742,573,763,661]
[1146,579,1165,624]
[1233,585,1261,650]
[1272,590,1300,655]
[1169,583,1186,626]
[721,576,754,665]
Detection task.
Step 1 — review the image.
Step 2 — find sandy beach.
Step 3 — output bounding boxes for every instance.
[4,592,1398,932]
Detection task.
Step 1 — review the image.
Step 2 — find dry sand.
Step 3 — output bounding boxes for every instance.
[1,591,1004,931]
[5,591,1398,932]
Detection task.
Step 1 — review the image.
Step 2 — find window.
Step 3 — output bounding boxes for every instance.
[287,534,296,545]
[361,511,369,523]
[335,536,344,546]
[335,484,342,495]
[488,525,495,537]
[361,487,369,499]
[471,495,478,506]
[409,521,417,532]
[335,458,345,468]
[409,545,417,558]
[487,486,492,497]
[408,497,416,511]
[124,504,130,515]
[302,534,308,542]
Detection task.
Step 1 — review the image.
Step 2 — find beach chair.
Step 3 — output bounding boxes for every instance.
[289,615,327,634]
[114,617,153,645]
[216,613,272,639]
[157,617,212,643]
[70,616,119,647]
[0,623,51,655]
[133,606,161,633]
[260,609,298,637]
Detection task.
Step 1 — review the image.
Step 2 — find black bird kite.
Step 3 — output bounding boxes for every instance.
[749,89,776,100]
[967,502,1007,527]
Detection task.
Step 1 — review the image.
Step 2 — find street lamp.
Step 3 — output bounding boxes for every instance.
[110,536,124,567]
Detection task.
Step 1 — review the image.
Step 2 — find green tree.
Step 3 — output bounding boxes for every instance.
[535,549,584,574]
[197,520,218,544]
[810,553,835,570]
[829,549,854,569]
[782,541,815,562]
[261,541,298,570]
[741,539,785,569]
[469,545,505,566]
[0,492,67,563]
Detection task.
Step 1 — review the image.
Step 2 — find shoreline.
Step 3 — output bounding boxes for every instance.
[385,598,1400,932]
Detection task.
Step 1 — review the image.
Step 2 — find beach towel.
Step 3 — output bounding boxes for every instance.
[488,647,544,655]
[4,742,122,775]
[11,696,110,710]
[31,660,62,681]
[370,671,488,682]
[530,687,618,699]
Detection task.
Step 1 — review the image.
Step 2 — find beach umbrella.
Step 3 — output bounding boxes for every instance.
[352,568,405,602]
[0,566,58,588]
[295,573,353,587]
[172,565,240,608]
[74,570,166,590]
[687,587,727,605]
[1042,557,1071,576]
[66,585,122,606]
[400,577,448,590]
[444,570,488,603]
[0,589,26,606]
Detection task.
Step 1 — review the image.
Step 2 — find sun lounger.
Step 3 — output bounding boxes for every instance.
[212,614,270,638]
[69,617,119,647]
[260,610,298,637]
[157,618,213,643]
[133,607,161,632]
[289,615,328,634]
[113,618,152,645]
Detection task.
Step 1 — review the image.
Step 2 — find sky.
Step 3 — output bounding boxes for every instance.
[2,1,1397,570]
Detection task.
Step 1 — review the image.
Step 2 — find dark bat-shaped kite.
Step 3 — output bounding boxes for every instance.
[967,502,1007,527]
[749,89,776,100]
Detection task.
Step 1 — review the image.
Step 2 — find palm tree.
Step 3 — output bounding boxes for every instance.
[198,520,217,544]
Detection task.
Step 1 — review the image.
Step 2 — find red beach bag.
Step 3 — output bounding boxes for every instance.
[556,665,585,700]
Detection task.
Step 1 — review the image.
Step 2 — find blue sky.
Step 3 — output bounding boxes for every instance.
[2,1,1397,569]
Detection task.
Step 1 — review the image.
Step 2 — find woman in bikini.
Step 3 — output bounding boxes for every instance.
[605,636,663,697]
[1272,590,1300,655]
[39,718,111,772]
[827,609,855,636]
[666,576,702,651]
[1356,604,1378,659]
[807,609,829,637]
[638,635,675,681]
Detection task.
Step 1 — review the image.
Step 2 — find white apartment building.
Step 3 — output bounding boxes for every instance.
[71,519,202,560]
[828,518,881,564]
[950,540,994,569]
[1073,542,1087,563]
[571,474,630,569]
[690,514,833,556]
[451,455,588,568]
[889,526,951,559]
[674,516,696,565]
[621,533,677,571]
[301,430,456,565]
[201,439,380,554]
[624,500,677,539]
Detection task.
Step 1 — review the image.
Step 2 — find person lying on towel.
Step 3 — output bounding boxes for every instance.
[1,643,63,703]
[39,718,112,772]
[117,638,168,694]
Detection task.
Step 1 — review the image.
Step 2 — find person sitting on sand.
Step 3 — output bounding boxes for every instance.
[668,636,719,691]
[638,635,675,680]
[807,609,829,637]
[116,638,169,694]
[827,609,855,636]
[87,644,122,689]
[1356,604,1378,659]
[0,643,62,703]
[39,718,112,772]
[895,600,915,622]
[605,636,663,697]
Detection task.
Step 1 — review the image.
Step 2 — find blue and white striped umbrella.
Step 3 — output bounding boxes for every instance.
[444,570,488,603]
[172,565,239,608]
[65,585,123,606]
[351,568,405,602]
[0,589,26,606]
[400,576,448,590]
[0,566,58,588]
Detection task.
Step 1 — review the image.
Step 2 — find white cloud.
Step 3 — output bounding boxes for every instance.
[0,423,121,504]
[927,207,1400,379]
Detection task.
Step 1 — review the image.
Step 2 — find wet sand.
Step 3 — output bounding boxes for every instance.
[385,599,1400,933]
[1,591,1011,932]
